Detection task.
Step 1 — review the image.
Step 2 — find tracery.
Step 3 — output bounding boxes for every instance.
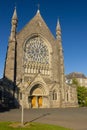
[24,36,49,75]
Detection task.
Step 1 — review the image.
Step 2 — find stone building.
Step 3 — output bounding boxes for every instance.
[3,8,78,108]
[66,72,87,87]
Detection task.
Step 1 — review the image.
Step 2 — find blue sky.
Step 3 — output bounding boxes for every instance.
[0,0,87,78]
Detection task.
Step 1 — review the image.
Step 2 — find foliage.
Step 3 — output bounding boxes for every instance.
[0,122,71,130]
[72,78,87,107]
[77,86,87,107]
[72,78,79,86]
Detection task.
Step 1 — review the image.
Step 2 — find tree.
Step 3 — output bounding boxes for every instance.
[72,78,87,107]
[72,78,79,86]
[77,86,87,107]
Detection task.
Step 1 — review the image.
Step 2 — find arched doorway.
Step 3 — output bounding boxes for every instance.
[29,84,44,108]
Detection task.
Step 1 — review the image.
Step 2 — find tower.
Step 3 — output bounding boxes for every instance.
[56,20,65,105]
[4,7,18,82]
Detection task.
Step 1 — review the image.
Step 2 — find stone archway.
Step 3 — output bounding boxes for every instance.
[28,84,48,108]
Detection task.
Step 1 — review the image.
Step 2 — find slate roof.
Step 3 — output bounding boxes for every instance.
[66,72,87,79]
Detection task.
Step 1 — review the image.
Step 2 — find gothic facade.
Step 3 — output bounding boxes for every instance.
[3,8,78,108]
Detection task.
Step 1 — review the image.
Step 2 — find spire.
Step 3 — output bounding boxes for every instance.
[36,4,40,15]
[12,6,18,20]
[57,19,61,30]
[56,19,61,40]
[5,7,18,82]
[9,7,18,41]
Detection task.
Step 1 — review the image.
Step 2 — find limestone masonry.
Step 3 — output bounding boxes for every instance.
[3,8,78,108]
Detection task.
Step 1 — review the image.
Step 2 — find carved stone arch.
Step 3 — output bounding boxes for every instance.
[27,81,49,108]
[27,81,49,96]
[50,84,59,101]
[30,84,45,96]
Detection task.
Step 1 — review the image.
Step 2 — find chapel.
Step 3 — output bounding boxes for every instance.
[3,8,78,108]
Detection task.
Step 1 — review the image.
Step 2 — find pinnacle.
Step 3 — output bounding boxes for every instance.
[12,7,18,20]
[36,9,40,15]
[37,3,40,14]
[56,19,61,30]
[56,19,61,40]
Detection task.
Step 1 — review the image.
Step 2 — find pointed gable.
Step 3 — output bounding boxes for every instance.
[30,73,47,85]
[17,10,55,41]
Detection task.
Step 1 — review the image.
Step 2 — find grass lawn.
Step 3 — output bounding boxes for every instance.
[0,122,71,130]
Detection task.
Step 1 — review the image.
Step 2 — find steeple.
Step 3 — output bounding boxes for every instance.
[56,19,61,40]
[9,7,18,41]
[4,7,18,82]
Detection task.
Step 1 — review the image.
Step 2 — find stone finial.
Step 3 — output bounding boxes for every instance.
[37,9,40,14]
[36,3,41,15]
[9,7,18,41]
[56,19,61,30]
[12,7,18,21]
[56,19,61,40]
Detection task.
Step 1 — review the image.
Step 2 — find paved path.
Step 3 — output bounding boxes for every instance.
[0,107,87,130]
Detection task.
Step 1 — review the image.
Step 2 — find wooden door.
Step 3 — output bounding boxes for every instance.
[38,96,42,107]
[31,96,36,108]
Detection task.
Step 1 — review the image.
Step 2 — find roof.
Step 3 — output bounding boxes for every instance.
[17,9,55,41]
[66,72,87,79]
